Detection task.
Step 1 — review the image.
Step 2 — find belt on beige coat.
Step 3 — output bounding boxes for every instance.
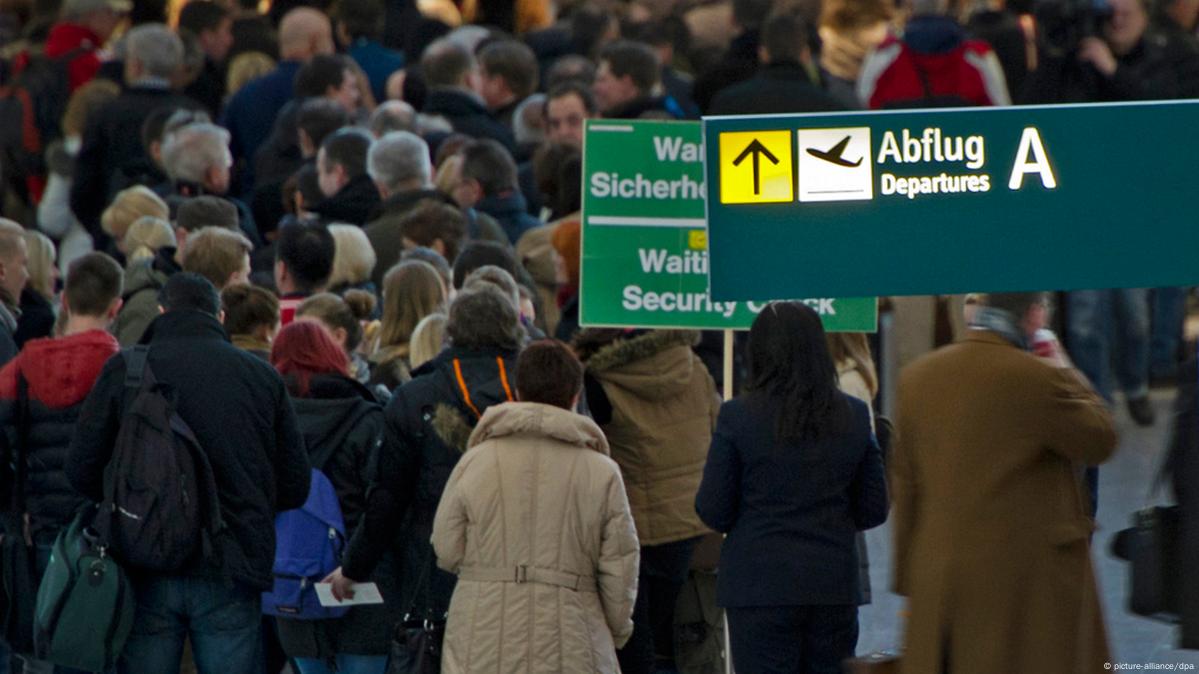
[456,564,597,592]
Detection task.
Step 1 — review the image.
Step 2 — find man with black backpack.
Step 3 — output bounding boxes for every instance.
[66,272,311,674]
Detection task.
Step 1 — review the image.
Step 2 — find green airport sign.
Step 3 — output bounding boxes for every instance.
[703,101,1199,301]
[580,119,877,331]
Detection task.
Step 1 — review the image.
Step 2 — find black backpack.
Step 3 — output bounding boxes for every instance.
[0,46,83,206]
[93,346,224,572]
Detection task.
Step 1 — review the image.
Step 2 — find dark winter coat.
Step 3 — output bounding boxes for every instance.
[308,174,382,227]
[276,374,399,657]
[476,191,540,245]
[695,392,886,608]
[67,310,311,590]
[423,87,516,151]
[708,62,845,115]
[341,345,519,618]
[0,304,17,367]
[0,330,119,542]
[253,97,306,190]
[70,85,203,245]
[112,249,179,347]
[692,29,761,115]
[222,60,303,191]
[1021,26,1199,104]
[184,57,227,118]
[14,288,55,349]
[1168,358,1199,649]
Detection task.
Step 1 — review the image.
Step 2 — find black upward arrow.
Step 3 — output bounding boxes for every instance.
[732,139,780,196]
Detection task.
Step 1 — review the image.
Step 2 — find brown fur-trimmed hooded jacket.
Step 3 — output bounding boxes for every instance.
[576,330,720,547]
[341,344,519,618]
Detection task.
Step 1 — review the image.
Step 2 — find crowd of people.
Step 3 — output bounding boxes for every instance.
[0,0,1191,672]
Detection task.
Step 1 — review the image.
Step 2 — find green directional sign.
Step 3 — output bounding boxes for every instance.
[581,119,877,331]
[703,101,1199,301]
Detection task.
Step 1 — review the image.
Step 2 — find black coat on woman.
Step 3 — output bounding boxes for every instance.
[340,345,519,619]
[1168,358,1199,649]
[695,392,887,608]
[275,373,396,657]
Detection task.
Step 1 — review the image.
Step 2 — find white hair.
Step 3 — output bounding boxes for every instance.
[368,101,417,137]
[126,24,184,79]
[513,93,547,147]
[367,131,432,192]
[162,123,231,184]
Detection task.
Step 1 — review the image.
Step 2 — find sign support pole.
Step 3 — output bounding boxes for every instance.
[721,329,734,674]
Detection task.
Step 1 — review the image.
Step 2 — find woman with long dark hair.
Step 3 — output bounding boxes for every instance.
[695,302,888,674]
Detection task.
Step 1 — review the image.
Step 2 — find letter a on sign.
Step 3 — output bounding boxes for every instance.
[1008,127,1058,190]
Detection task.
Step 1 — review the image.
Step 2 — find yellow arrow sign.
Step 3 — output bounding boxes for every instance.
[719,130,793,204]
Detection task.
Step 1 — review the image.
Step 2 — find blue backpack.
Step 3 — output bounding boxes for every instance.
[261,463,349,620]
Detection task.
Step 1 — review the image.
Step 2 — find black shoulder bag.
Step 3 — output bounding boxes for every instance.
[0,374,39,654]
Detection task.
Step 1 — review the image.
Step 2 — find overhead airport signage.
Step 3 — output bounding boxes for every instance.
[581,119,876,331]
[703,101,1199,301]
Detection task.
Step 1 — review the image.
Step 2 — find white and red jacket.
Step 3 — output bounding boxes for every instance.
[857,17,1011,109]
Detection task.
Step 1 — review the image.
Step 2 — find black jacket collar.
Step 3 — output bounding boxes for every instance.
[140,310,230,345]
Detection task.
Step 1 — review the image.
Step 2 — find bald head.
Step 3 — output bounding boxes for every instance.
[279,8,335,61]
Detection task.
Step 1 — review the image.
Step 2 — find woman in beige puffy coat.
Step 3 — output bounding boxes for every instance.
[431,340,640,673]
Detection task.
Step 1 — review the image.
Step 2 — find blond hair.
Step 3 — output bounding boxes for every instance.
[102,186,169,241]
[226,52,277,97]
[327,224,377,289]
[124,216,177,262]
[181,228,253,289]
[826,332,878,399]
[408,311,447,370]
[23,230,56,299]
[376,260,445,351]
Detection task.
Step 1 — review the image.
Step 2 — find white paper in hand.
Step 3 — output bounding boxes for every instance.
[315,582,384,607]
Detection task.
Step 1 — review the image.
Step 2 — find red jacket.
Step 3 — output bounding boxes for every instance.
[43,23,104,93]
[0,329,119,408]
[858,32,1011,109]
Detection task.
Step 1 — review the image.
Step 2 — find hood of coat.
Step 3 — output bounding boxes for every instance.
[581,330,702,400]
[291,374,380,468]
[419,346,521,454]
[1,330,120,408]
[122,249,177,300]
[467,401,609,455]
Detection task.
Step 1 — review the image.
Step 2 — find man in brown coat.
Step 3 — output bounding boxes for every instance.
[893,291,1118,674]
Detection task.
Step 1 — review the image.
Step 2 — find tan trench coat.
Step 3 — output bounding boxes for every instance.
[431,402,640,673]
[893,331,1118,674]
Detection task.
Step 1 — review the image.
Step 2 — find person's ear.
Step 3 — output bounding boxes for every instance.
[60,292,71,316]
[108,297,123,320]
[158,305,166,315]
[431,238,446,257]
[758,45,770,64]
[218,309,226,324]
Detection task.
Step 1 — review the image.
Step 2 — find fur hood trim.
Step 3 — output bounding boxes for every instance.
[431,402,473,454]
[468,402,609,455]
[581,330,701,374]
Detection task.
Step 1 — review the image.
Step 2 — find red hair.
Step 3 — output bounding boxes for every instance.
[271,319,350,397]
